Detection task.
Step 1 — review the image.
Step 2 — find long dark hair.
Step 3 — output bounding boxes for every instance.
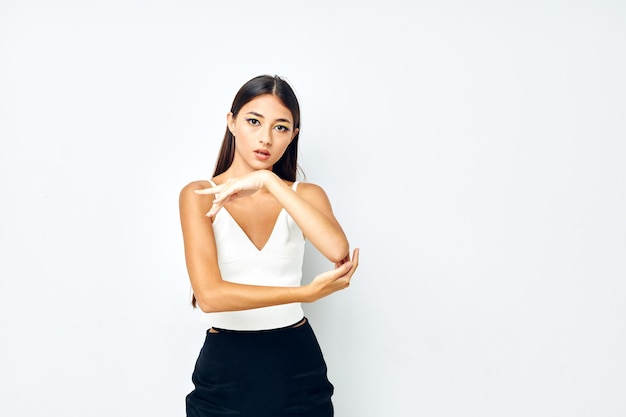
[213,74,301,181]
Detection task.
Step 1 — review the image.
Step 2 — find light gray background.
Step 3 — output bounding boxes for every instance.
[1,1,624,416]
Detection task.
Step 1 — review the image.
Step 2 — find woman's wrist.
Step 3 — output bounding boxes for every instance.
[262,170,283,192]
[299,283,317,303]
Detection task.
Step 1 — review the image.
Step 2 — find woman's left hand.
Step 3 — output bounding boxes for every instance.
[194,171,272,217]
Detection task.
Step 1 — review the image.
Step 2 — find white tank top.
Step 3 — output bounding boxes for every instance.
[201,180,305,330]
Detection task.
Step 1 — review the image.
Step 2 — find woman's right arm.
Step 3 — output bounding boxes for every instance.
[179,181,357,313]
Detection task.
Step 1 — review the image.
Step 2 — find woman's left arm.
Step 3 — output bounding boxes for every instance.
[197,170,350,263]
[267,174,349,263]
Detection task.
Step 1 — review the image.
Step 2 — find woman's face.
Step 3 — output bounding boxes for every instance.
[228,94,298,172]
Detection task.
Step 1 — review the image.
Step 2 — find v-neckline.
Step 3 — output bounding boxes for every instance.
[221,207,284,252]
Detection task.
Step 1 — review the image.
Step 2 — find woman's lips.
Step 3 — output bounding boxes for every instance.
[254,149,271,161]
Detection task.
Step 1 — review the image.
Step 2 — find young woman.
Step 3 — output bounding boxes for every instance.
[179,74,359,417]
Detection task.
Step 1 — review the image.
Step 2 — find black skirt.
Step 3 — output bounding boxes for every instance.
[186,318,334,417]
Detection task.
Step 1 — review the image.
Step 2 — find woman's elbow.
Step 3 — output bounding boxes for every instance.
[196,300,214,313]
[327,240,350,263]
[194,292,221,313]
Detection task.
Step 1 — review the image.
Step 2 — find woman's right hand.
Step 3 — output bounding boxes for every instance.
[306,248,360,302]
[194,170,274,218]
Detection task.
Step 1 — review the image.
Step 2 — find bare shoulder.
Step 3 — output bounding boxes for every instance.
[181,180,213,194]
[296,181,333,206]
[179,180,214,212]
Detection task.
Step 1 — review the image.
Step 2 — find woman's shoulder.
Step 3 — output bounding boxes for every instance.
[293,181,331,202]
[181,179,214,193]
[294,180,319,191]
[179,180,215,209]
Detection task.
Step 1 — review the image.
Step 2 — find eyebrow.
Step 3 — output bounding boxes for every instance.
[245,111,292,124]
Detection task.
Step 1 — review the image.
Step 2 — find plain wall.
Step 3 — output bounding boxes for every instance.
[1,1,624,416]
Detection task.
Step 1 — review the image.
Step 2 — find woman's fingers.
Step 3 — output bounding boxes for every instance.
[334,253,350,268]
[337,260,353,275]
[349,248,359,274]
[340,248,359,284]
[196,173,266,212]
[195,183,241,205]
[335,248,359,274]
[194,183,236,217]
[206,202,222,218]
[310,248,360,300]
[330,248,359,280]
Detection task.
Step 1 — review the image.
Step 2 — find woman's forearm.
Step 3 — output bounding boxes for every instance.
[194,281,310,313]
[192,260,354,313]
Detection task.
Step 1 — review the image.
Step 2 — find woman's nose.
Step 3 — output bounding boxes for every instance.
[258,131,272,145]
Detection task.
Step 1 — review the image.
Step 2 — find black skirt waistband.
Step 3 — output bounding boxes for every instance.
[209,316,307,334]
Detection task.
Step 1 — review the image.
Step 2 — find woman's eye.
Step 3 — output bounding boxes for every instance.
[246,118,260,126]
[275,125,290,132]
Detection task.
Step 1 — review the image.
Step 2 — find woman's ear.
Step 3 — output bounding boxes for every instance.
[227,112,235,135]
[291,128,299,142]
